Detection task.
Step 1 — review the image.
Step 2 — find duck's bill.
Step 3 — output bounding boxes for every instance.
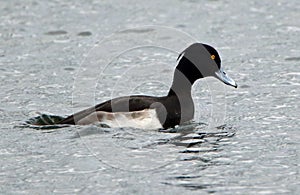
[215,68,237,88]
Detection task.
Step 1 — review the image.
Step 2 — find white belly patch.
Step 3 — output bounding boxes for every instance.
[77,109,163,130]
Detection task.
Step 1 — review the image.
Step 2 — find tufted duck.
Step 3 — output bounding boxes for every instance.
[54,43,237,129]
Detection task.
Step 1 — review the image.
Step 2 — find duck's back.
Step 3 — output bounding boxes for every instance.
[58,95,164,124]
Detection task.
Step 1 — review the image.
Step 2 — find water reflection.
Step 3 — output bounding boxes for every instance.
[22,114,236,191]
[161,123,236,191]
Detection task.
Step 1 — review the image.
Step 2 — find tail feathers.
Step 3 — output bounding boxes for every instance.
[26,114,66,126]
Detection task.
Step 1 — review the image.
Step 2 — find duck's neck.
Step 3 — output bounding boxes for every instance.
[167,70,193,97]
[167,56,203,97]
[164,56,203,125]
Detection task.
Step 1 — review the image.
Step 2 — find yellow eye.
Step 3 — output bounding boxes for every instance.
[211,55,215,60]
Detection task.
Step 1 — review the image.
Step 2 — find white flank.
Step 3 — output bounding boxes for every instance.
[77,109,163,130]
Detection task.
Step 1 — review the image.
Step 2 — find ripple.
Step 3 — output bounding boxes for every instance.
[44,30,68,35]
[77,31,92,36]
[285,57,300,61]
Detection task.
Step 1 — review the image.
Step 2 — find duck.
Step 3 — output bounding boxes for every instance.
[38,43,237,129]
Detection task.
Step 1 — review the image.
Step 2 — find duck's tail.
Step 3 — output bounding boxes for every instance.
[26,114,66,126]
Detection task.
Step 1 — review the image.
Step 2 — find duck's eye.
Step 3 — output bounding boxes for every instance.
[211,55,215,60]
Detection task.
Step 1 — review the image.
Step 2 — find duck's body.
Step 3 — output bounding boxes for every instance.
[58,90,194,129]
[33,43,237,129]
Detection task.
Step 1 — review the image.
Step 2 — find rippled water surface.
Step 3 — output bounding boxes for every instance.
[0,0,299,194]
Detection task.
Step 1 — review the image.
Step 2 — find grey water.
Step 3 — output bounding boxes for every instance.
[0,0,299,194]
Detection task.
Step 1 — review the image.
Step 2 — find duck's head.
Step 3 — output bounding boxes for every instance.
[176,43,237,88]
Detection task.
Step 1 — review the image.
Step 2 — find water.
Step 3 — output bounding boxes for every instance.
[0,0,299,194]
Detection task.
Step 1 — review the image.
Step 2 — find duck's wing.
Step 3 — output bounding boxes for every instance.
[57,95,158,125]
